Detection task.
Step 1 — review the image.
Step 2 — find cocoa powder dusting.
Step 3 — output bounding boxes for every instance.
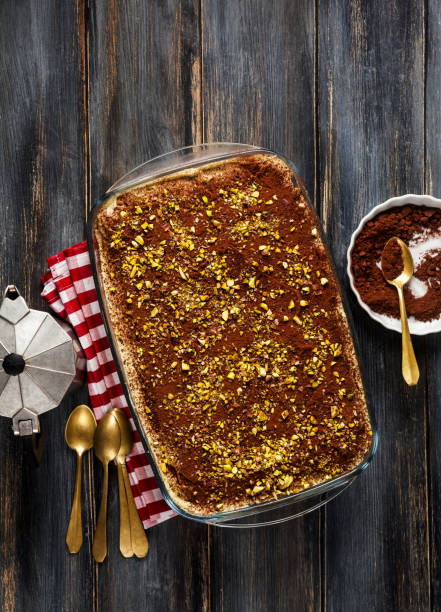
[351,204,441,322]
[96,153,372,515]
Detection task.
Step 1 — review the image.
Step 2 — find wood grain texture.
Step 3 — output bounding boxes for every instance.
[88,2,209,611]
[425,2,441,609]
[318,1,429,610]
[0,0,93,610]
[202,2,320,611]
[88,0,203,198]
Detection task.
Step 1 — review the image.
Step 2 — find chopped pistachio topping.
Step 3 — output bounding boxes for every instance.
[100,155,372,513]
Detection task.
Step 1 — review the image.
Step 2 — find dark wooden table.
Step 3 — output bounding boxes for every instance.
[0,1,439,610]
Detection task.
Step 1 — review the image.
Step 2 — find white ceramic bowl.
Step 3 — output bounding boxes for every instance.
[347,194,441,335]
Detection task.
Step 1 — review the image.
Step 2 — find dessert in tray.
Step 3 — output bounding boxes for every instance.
[94,152,373,516]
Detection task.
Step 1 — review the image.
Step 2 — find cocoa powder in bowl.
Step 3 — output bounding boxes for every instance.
[350,204,441,322]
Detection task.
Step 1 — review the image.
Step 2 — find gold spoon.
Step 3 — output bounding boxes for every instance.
[111,409,132,558]
[381,237,420,386]
[65,404,97,553]
[92,411,121,562]
[111,408,149,558]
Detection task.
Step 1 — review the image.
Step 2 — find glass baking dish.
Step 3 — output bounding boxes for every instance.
[86,143,378,527]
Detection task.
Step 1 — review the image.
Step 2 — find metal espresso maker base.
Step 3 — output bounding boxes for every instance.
[0,286,84,461]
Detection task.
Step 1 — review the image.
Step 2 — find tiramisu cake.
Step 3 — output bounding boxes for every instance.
[95,152,373,515]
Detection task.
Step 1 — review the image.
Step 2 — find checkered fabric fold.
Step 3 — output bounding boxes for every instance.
[41,240,175,528]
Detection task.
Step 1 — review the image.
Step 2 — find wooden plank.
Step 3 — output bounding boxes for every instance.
[425,2,441,609]
[87,2,209,610]
[0,0,93,610]
[88,0,203,197]
[318,1,429,610]
[202,2,320,611]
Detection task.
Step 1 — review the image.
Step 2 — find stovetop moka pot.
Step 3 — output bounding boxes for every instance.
[0,285,84,448]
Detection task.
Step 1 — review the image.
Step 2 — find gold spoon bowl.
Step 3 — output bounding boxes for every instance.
[65,404,97,553]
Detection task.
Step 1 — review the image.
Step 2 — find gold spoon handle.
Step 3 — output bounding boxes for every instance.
[117,462,133,557]
[397,286,420,386]
[121,462,149,558]
[93,462,109,562]
[66,451,83,553]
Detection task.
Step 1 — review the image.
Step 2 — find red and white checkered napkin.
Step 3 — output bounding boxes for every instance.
[41,241,175,528]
